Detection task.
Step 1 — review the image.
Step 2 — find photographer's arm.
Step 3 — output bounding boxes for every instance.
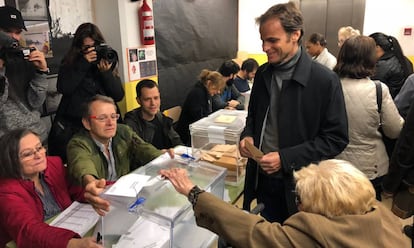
[0,70,9,105]
[99,60,124,102]
[26,72,48,109]
[19,48,48,109]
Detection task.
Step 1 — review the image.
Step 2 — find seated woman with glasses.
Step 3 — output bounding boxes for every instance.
[158,159,409,247]
[0,129,102,248]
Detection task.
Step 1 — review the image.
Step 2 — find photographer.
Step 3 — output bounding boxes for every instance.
[48,23,124,162]
[0,6,49,142]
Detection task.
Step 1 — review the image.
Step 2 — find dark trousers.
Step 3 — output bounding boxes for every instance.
[370,176,384,201]
[256,173,290,223]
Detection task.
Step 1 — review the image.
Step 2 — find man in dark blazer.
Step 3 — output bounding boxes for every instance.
[239,3,348,222]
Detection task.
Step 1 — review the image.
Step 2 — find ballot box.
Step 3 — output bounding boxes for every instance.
[97,153,226,248]
[190,109,248,185]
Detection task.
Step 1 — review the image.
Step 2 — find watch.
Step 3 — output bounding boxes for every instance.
[188,185,205,207]
[36,68,50,75]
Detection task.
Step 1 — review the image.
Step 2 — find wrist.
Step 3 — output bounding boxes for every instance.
[187,185,205,207]
[36,68,49,75]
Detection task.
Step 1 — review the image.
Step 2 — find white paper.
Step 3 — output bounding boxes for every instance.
[114,217,170,248]
[104,174,151,197]
[207,125,226,144]
[49,201,99,237]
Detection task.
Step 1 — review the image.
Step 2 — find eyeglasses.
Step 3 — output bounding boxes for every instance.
[19,146,46,160]
[89,113,120,122]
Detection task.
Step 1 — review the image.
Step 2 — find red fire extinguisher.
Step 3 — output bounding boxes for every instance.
[138,0,155,45]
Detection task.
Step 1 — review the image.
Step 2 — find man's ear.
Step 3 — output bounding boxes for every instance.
[82,118,91,131]
[291,30,301,43]
[136,97,141,105]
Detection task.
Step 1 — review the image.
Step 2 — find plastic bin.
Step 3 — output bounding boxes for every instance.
[190,109,248,185]
[97,153,226,248]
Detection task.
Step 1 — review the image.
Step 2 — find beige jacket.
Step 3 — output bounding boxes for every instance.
[195,193,409,248]
[336,78,403,179]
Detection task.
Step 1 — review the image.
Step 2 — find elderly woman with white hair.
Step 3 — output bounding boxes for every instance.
[159,159,408,248]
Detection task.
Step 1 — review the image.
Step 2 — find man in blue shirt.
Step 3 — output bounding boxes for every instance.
[234,58,259,93]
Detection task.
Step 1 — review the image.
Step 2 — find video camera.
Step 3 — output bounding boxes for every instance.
[0,31,35,59]
[94,44,118,64]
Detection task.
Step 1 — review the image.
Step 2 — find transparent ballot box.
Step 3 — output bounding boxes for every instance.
[96,153,226,248]
[190,109,248,185]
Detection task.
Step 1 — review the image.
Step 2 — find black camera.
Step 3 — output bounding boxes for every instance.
[95,44,118,64]
[21,47,36,59]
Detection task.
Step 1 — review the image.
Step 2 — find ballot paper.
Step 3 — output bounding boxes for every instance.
[214,114,237,124]
[245,141,264,159]
[49,201,99,237]
[114,217,169,248]
[104,174,151,197]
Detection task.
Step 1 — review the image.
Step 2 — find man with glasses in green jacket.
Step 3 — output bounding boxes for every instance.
[67,94,171,188]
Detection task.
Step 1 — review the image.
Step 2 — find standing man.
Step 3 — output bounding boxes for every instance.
[239,3,348,223]
[124,79,183,149]
[233,58,259,93]
[0,6,49,141]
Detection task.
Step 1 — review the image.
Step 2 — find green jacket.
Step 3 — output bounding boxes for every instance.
[67,124,162,184]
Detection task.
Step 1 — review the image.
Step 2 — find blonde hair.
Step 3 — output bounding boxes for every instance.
[199,69,225,90]
[338,26,361,47]
[338,26,361,39]
[294,159,376,218]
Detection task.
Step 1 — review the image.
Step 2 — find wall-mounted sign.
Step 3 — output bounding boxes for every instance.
[127,46,157,81]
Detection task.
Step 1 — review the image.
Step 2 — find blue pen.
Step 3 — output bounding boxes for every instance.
[180,153,195,160]
[128,196,146,212]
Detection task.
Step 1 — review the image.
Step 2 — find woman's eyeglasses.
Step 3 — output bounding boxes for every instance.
[19,146,46,160]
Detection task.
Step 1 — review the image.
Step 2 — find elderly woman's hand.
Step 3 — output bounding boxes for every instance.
[159,168,195,196]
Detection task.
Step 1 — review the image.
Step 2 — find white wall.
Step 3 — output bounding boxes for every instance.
[49,0,93,36]
[92,0,147,83]
[364,0,414,56]
[239,0,414,57]
[238,0,288,54]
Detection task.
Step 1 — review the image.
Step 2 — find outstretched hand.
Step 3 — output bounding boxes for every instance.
[159,168,194,196]
[84,178,110,216]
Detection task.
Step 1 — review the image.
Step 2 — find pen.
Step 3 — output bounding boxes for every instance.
[128,196,146,212]
[96,231,102,243]
[180,153,195,160]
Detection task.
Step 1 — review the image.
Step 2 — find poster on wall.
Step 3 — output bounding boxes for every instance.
[16,0,48,21]
[127,46,157,81]
[24,22,53,58]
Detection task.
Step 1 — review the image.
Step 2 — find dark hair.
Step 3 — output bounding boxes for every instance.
[333,35,376,79]
[308,33,327,47]
[0,128,38,179]
[136,79,158,98]
[256,2,304,44]
[62,23,106,66]
[218,60,240,77]
[81,94,116,119]
[369,32,412,79]
[241,58,259,73]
